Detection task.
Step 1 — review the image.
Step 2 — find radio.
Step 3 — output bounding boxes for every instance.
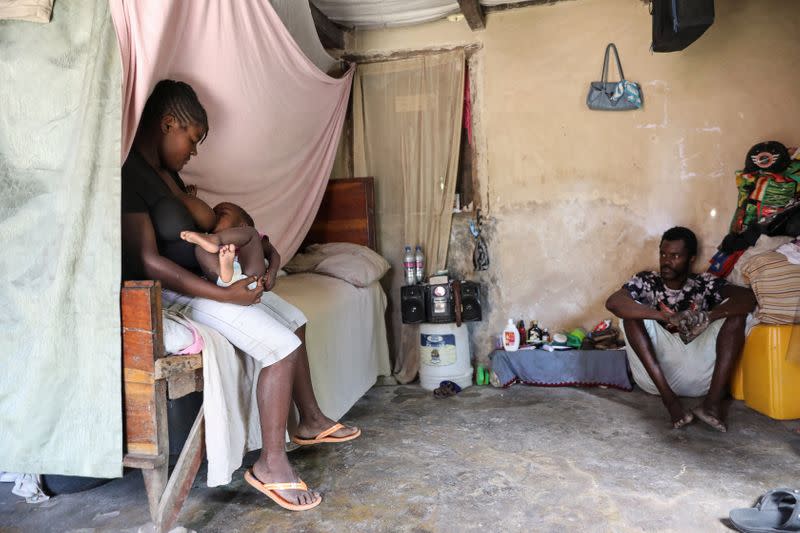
[401,281,482,325]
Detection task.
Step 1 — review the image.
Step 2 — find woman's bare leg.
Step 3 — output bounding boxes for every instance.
[251,350,320,506]
[290,325,360,439]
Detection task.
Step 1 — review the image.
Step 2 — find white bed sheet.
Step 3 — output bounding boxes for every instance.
[272,272,392,420]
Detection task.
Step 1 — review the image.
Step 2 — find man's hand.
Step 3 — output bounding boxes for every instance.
[669,309,710,343]
[224,276,264,305]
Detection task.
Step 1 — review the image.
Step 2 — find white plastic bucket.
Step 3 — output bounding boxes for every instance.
[418,322,473,391]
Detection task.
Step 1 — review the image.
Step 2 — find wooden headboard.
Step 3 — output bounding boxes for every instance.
[302,177,377,251]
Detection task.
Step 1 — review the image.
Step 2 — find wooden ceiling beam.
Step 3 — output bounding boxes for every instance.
[310,2,349,50]
[457,0,486,31]
[483,0,570,13]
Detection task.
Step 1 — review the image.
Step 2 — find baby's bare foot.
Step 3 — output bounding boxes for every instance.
[219,244,236,283]
[180,231,220,254]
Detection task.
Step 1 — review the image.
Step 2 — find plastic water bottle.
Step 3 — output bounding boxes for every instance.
[414,245,425,283]
[403,246,416,285]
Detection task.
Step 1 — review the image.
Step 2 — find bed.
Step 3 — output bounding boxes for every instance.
[121,177,390,532]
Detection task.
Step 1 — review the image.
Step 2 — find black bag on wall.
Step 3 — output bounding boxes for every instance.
[651,0,715,53]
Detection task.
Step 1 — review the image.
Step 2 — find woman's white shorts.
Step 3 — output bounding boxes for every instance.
[162,288,307,367]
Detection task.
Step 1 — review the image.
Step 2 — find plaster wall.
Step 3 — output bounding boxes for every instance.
[348,0,800,362]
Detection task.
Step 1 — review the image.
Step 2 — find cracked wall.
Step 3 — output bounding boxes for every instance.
[348,0,800,365]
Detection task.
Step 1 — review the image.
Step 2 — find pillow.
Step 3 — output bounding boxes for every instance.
[283,250,325,274]
[727,235,793,287]
[314,253,390,287]
[163,314,195,354]
[285,242,391,286]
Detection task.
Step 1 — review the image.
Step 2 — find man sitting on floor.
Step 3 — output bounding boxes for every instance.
[605,226,756,432]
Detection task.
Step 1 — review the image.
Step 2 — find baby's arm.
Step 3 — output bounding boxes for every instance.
[178,190,217,232]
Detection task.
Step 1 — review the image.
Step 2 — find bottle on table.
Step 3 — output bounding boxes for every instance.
[517,320,527,345]
[503,319,520,352]
[527,320,541,345]
[403,246,416,285]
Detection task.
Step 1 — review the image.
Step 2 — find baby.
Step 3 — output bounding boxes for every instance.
[178,186,266,289]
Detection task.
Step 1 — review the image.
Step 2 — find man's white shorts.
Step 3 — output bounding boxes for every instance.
[621,318,724,397]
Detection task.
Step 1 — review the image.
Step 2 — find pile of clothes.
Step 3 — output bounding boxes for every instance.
[709,141,800,277]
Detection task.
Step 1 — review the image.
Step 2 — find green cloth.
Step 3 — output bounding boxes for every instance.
[0,0,122,477]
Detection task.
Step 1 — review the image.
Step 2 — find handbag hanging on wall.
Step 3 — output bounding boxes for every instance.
[586,43,643,111]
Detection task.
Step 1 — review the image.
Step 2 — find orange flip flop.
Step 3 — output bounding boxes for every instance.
[243,469,322,511]
[291,423,361,446]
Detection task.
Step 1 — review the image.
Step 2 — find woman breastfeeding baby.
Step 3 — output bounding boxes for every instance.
[121,79,360,511]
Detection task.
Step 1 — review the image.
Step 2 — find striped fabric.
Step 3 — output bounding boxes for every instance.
[742,251,800,324]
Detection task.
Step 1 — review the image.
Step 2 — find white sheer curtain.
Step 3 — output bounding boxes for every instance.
[353,49,465,382]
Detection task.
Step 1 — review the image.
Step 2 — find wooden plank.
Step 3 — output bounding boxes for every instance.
[124,381,159,456]
[310,1,348,50]
[343,43,482,66]
[121,287,157,332]
[484,0,568,13]
[124,367,155,385]
[167,370,204,400]
[123,453,167,470]
[155,354,203,380]
[156,407,205,533]
[123,329,157,373]
[457,0,485,30]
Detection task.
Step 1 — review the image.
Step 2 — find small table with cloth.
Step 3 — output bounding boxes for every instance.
[490,348,633,391]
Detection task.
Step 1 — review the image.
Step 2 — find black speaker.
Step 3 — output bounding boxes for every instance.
[652,0,714,53]
[460,281,482,322]
[401,285,425,324]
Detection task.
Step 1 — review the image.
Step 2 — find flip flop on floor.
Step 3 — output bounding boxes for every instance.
[291,423,361,446]
[243,469,322,511]
[433,380,462,399]
[729,488,800,533]
[692,406,727,432]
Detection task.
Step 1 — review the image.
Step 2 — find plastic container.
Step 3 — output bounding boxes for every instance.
[403,246,416,285]
[730,356,745,401]
[414,245,425,283]
[503,319,520,352]
[418,323,473,390]
[739,324,800,420]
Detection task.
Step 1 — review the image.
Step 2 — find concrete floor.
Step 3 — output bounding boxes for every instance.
[2,384,799,533]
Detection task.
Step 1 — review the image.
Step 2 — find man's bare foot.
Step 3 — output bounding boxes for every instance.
[663,397,694,429]
[219,244,236,283]
[693,405,727,432]
[250,454,320,508]
[180,231,220,254]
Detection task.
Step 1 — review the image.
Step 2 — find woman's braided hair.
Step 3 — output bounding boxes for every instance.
[140,80,208,142]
